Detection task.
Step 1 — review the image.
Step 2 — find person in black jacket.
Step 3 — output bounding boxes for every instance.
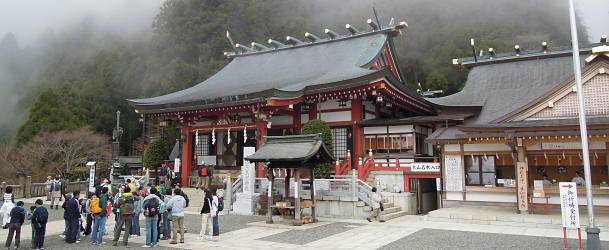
[5,201,26,249]
[32,199,48,250]
[65,191,81,243]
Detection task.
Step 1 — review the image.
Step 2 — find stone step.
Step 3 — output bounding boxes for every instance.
[381,206,401,215]
[382,202,395,209]
[382,210,407,221]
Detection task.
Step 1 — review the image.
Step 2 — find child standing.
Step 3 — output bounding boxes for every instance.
[131,191,142,237]
[1,186,15,229]
[26,206,36,249]
[32,199,49,250]
[5,201,26,249]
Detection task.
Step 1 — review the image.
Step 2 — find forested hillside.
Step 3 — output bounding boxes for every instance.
[2,0,589,153]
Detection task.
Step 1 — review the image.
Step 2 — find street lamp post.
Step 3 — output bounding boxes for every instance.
[567,0,600,248]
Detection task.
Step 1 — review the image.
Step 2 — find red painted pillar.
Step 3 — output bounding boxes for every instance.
[181,116,193,187]
[293,104,302,134]
[257,121,268,178]
[351,98,363,162]
[308,101,318,121]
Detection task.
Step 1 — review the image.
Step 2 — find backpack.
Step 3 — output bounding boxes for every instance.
[143,198,160,217]
[159,201,167,214]
[120,195,135,215]
[201,167,207,176]
[53,181,60,191]
[35,207,48,225]
[90,198,102,214]
[217,197,224,211]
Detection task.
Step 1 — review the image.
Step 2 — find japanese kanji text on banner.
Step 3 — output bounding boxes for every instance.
[559,182,580,229]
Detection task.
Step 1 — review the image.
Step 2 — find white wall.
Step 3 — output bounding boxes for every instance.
[269,115,293,126]
[463,143,512,152]
[321,111,351,122]
[320,99,351,110]
[388,125,414,133]
[444,144,460,152]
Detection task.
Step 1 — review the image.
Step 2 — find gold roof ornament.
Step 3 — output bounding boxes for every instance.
[585,35,609,63]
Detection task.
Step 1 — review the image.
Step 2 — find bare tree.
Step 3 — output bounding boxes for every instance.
[0,127,112,182]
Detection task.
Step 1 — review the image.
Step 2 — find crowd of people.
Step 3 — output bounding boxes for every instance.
[1,175,223,250]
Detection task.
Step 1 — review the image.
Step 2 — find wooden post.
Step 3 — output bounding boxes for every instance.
[516,144,529,214]
[181,116,193,187]
[18,176,25,198]
[351,98,363,161]
[293,168,302,226]
[258,121,268,178]
[285,169,291,198]
[310,167,317,222]
[267,171,274,224]
[25,176,32,198]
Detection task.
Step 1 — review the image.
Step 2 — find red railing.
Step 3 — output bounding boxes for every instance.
[357,149,439,181]
[334,150,352,176]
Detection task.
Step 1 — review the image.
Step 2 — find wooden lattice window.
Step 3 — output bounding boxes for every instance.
[331,127,348,160]
[194,133,210,156]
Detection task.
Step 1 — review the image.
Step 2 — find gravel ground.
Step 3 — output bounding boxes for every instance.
[181,213,265,235]
[13,233,181,250]
[380,228,609,250]
[258,222,365,245]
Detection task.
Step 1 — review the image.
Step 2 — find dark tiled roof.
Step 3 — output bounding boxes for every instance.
[358,113,473,126]
[245,134,334,164]
[461,116,609,129]
[427,55,585,125]
[129,30,404,113]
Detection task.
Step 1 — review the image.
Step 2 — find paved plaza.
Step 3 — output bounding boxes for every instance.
[2,198,609,249]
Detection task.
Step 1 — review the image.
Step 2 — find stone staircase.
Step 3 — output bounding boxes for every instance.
[181,187,205,212]
[362,198,408,221]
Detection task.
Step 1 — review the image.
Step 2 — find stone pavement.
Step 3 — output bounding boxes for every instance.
[2,198,609,249]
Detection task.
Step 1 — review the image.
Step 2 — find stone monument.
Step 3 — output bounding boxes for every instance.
[233,147,260,215]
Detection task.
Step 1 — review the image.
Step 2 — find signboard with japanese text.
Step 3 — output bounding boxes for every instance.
[87,162,96,192]
[174,158,180,173]
[445,155,463,192]
[516,162,529,211]
[410,162,441,172]
[559,182,580,229]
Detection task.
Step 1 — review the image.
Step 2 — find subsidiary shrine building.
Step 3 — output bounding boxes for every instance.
[128,20,442,188]
[427,39,609,213]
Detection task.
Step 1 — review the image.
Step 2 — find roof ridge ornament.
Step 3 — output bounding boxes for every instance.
[267,39,287,49]
[304,32,321,42]
[235,43,255,53]
[367,19,379,31]
[324,28,340,39]
[251,42,270,51]
[285,36,305,46]
[585,36,609,63]
[345,24,360,35]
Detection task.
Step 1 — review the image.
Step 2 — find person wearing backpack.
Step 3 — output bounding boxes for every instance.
[49,177,61,209]
[32,199,48,250]
[1,186,15,229]
[130,191,143,237]
[5,201,26,249]
[196,162,208,190]
[198,189,217,240]
[211,189,221,236]
[142,188,162,248]
[166,189,186,244]
[91,187,108,245]
[160,189,172,240]
[113,186,138,246]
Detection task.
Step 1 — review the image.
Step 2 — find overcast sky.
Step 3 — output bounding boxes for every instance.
[0,0,164,47]
[0,0,606,47]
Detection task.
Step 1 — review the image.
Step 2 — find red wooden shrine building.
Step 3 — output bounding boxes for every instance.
[128,19,442,191]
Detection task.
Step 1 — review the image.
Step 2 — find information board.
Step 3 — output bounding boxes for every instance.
[444,155,463,192]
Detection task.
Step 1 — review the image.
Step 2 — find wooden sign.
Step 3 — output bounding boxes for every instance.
[516,162,529,211]
[445,155,463,192]
[410,162,441,172]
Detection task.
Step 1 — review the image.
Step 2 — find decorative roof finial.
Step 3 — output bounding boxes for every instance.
[251,42,270,51]
[304,32,321,42]
[324,28,340,39]
[514,45,521,56]
[267,39,286,49]
[541,41,548,53]
[345,24,360,35]
[235,43,255,53]
[285,36,305,46]
[367,19,379,30]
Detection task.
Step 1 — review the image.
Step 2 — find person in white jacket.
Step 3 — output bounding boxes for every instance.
[366,187,385,223]
[166,189,186,244]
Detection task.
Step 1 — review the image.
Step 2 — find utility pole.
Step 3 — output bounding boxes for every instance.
[567,0,599,248]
